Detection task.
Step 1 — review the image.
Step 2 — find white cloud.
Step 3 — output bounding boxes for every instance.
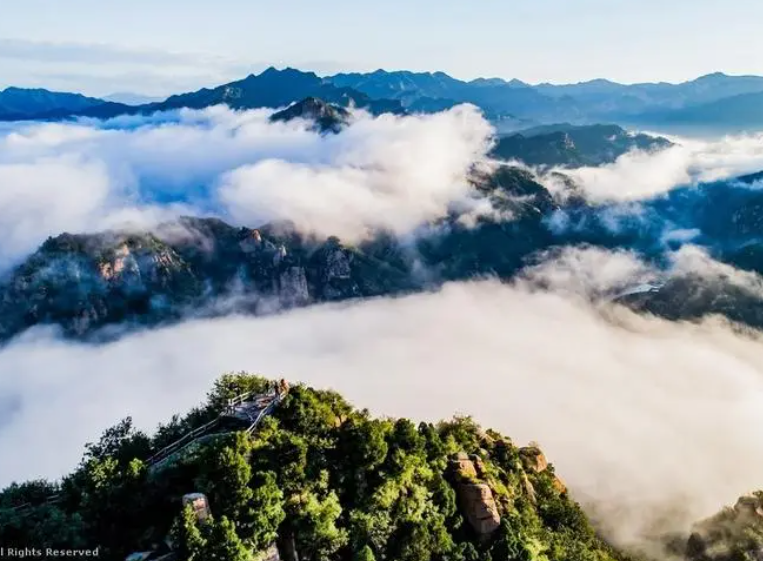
[0,104,493,269]
[523,244,763,306]
[5,105,763,556]
[557,132,763,202]
[218,106,493,239]
[521,245,657,298]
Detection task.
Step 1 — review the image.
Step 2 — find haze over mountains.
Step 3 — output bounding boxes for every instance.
[4,67,763,133]
[0,93,760,346]
[5,60,763,561]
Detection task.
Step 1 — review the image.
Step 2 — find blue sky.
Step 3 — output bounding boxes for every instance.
[1,0,761,96]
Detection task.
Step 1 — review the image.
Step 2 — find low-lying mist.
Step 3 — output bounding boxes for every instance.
[554,131,763,202]
[3,103,763,274]
[0,104,491,268]
[2,248,763,554]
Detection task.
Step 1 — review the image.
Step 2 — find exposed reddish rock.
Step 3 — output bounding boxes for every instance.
[450,452,478,480]
[456,482,501,536]
[519,444,548,473]
[448,452,501,537]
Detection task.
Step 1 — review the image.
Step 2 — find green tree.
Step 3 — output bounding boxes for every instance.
[203,515,250,561]
[170,504,207,561]
[82,417,151,467]
[195,433,253,521]
[207,373,271,412]
[349,509,393,554]
[292,489,348,561]
[73,456,148,557]
[277,385,350,440]
[336,415,390,503]
[355,545,376,561]
[246,471,285,550]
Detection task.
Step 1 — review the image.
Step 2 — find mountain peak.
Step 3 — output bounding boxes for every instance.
[270,97,351,133]
[697,71,729,80]
[507,78,530,87]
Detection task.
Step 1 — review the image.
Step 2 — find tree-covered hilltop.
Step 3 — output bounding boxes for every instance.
[0,373,637,561]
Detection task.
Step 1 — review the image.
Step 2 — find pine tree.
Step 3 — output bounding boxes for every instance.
[203,515,250,561]
[170,504,206,561]
[355,545,376,561]
[247,471,285,550]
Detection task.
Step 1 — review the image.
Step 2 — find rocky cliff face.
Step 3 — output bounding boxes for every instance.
[449,452,502,537]
[0,167,556,342]
[0,217,417,341]
[4,164,763,342]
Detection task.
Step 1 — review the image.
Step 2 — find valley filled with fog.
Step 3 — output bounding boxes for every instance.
[2,103,763,556]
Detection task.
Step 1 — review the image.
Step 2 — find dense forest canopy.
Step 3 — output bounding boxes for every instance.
[0,373,640,561]
[2,373,761,561]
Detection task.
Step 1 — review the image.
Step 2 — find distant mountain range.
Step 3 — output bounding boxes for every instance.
[0,86,103,120]
[4,68,763,132]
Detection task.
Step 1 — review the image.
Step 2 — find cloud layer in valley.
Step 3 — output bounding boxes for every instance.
[4,103,763,275]
[0,104,492,270]
[2,247,763,556]
[552,132,763,202]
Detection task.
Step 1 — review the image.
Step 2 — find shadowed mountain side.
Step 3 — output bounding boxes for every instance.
[270,97,351,133]
[5,163,763,342]
[4,68,406,122]
[490,124,673,168]
[0,86,106,120]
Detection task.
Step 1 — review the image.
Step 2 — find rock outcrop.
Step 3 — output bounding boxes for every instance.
[457,483,502,536]
[0,217,414,342]
[448,452,501,537]
[278,266,310,307]
[519,444,549,473]
[270,97,351,133]
[518,443,566,495]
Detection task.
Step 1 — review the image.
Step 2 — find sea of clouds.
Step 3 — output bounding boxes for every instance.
[0,105,491,269]
[3,105,763,268]
[3,105,763,555]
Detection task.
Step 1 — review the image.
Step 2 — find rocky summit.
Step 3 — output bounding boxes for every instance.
[270,97,352,133]
[0,372,639,561]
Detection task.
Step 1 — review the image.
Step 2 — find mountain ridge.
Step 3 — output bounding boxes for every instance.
[5,68,763,131]
[0,372,639,561]
[4,163,763,344]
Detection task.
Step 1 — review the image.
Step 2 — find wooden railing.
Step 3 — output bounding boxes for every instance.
[4,386,288,515]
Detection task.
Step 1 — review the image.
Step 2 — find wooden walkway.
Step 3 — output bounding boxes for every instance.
[5,386,288,515]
